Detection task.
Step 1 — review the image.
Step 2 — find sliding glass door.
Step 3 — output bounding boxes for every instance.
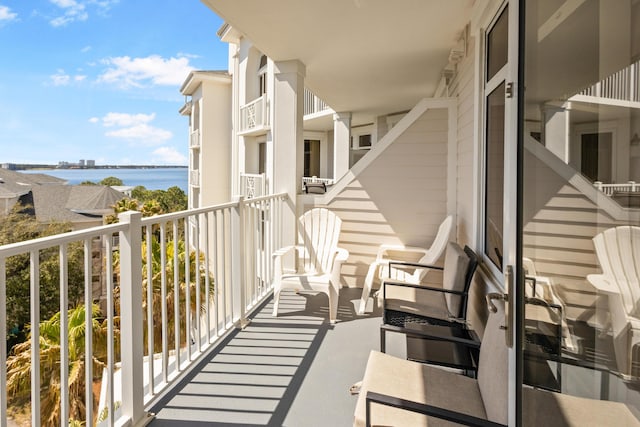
[519,0,640,423]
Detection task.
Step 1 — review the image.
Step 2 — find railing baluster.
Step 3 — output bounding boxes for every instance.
[105,234,115,427]
[194,214,201,352]
[59,244,69,427]
[145,225,154,395]
[203,212,211,343]
[30,250,40,427]
[84,238,93,426]
[0,258,6,427]
[172,220,181,371]
[212,211,220,337]
[160,222,169,384]
[184,217,191,361]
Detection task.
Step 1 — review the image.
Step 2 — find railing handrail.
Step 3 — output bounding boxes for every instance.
[0,222,127,258]
[0,192,289,427]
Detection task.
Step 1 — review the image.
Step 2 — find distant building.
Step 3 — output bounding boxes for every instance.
[87,159,96,167]
[1,163,17,170]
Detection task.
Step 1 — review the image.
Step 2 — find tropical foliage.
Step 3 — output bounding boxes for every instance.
[6,304,115,427]
[0,205,85,338]
[140,237,214,354]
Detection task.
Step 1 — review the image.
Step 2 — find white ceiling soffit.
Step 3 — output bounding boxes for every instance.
[202,0,474,117]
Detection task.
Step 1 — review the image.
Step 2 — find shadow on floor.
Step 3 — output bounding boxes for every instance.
[148,288,381,426]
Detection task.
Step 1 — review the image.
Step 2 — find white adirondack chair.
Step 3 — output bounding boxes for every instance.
[272,208,348,323]
[358,215,453,314]
[587,226,640,377]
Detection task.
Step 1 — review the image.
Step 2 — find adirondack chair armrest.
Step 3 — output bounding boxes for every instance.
[330,247,349,288]
[365,391,506,427]
[376,244,430,261]
[388,261,444,272]
[587,274,619,294]
[272,245,305,277]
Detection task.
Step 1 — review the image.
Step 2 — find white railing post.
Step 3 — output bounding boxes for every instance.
[118,211,150,426]
[233,197,249,328]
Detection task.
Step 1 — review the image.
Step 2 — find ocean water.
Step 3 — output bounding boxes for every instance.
[23,168,188,192]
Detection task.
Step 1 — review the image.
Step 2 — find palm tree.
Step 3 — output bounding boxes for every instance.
[6,304,114,427]
[141,237,214,354]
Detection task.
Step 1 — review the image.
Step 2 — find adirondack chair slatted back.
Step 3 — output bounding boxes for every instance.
[415,215,453,281]
[298,208,342,274]
[593,226,640,315]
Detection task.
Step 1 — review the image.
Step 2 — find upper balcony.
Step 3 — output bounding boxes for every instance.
[189,129,200,149]
[238,95,269,136]
[303,88,332,118]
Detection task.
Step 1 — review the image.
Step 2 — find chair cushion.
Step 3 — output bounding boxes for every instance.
[383,285,450,321]
[354,351,487,427]
[522,387,639,426]
[442,243,470,317]
[477,300,508,425]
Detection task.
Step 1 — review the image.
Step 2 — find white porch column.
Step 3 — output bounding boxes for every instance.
[333,112,351,180]
[118,211,150,426]
[273,59,305,244]
[543,104,570,164]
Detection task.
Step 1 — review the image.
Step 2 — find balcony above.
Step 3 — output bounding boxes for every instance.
[239,95,270,136]
[190,129,200,149]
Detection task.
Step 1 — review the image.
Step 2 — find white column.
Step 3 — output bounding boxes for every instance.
[118,211,148,426]
[543,104,570,164]
[333,112,351,180]
[273,59,305,245]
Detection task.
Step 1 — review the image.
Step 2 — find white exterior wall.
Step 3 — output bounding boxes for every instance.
[200,80,232,206]
[305,107,452,288]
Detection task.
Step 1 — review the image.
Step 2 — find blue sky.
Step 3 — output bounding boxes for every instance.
[0,0,228,166]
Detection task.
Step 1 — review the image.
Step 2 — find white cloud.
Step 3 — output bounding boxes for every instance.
[48,69,86,86]
[0,5,18,23]
[88,117,99,123]
[81,45,92,53]
[50,70,71,86]
[106,124,172,145]
[102,112,155,127]
[49,0,88,27]
[97,112,173,146]
[152,147,187,165]
[97,55,194,89]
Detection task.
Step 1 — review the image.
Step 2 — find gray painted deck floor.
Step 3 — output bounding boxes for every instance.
[147,287,405,427]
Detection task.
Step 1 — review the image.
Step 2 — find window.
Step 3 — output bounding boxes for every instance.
[258,55,267,96]
[483,5,508,272]
[304,139,320,177]
[352,125,374,150]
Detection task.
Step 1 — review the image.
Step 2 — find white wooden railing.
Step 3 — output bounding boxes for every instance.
[0,193,287,427]
[593,181,640,196]
[190,170,200,187]
[239,95,268,134]
[190,129,200,148]
[302,176,334,186]
[303,88,331,116]
[239,173,266,199]
[578,60,640,103]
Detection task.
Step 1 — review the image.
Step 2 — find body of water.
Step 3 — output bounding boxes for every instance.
[24,167,188,192]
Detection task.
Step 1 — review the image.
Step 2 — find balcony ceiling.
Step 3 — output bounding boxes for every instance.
[202,0,474,118]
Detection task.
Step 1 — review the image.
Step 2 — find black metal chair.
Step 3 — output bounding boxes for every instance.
[379,242,479,352]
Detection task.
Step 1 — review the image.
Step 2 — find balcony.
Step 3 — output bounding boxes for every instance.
[303,88,331,118]
[190,130,200,148]
[573,59,640,106]
[1,194,326,427]
[238,96,269,135]
[190,170,200,187]
[239,173,266,199]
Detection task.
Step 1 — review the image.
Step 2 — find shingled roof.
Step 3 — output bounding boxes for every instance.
[0,170,126,226]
